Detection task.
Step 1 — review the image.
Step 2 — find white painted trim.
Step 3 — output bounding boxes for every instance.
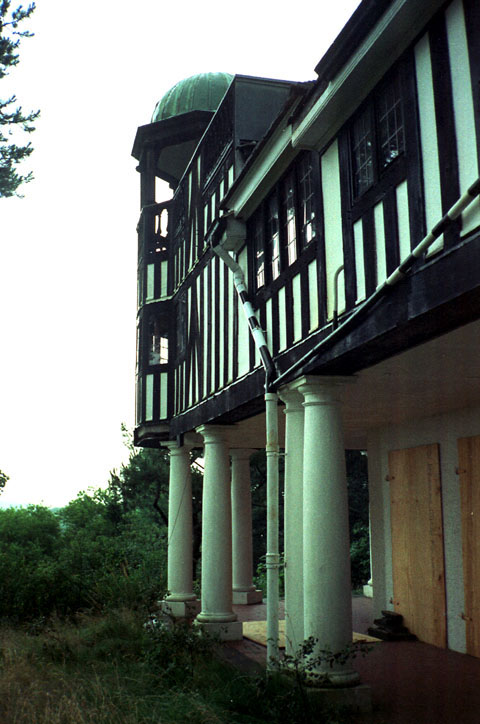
[211,259,217,393]
[266,297,273,354]
[146,264,155,300]
[415,33,444,255]
[308,260,319,332]
[446,0,480,236]
[396,180,411,262]
[353,219,366,303]
[228,270,235,384]
[278,286,287,351]
[160,372,168,419]
[219,260,225,389]
[161,260,168,298]
[374,202,387,288]
[237,288,250,377]
[203,266,209,396]
[321,141,345,319]
[292,273,302,343]
[145,374,154,422]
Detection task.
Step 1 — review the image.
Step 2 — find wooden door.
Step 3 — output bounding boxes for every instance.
[389,444,447,647]
[458,435,480,657]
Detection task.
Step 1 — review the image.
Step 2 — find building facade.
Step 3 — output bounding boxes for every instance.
[132,0,480,675]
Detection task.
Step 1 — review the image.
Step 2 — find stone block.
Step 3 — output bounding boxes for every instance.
[160,599,200,619]
[232,589,264,605]
[195,620,244,641]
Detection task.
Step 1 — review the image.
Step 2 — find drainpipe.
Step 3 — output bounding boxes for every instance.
[274,177,480,388]
[211,222,280,667]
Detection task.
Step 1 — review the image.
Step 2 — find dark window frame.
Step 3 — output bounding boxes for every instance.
[349,67,406,206]
[249,151,321,294]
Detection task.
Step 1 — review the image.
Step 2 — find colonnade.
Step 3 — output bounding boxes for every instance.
[161,428,261,639]
[161,375,357,684]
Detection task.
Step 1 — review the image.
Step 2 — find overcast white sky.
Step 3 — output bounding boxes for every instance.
[0,0,361,508]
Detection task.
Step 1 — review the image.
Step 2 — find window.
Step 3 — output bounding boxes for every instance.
[298,155,316,249]
[267,193,281,281]
[351,108,374,197]
[378,74,404,168]
[249,152,319,290]
[148,317,168,365]
[281,173,297,266]
[253,213,265,289]
[351,72,404,199]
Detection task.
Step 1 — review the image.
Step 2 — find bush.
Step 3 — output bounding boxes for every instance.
[350,522,370,589]
[0,495,167,622]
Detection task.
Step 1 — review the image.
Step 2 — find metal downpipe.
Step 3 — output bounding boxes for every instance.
[212,242,280,666]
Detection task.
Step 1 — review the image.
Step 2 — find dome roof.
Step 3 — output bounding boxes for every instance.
[152,72,233,123]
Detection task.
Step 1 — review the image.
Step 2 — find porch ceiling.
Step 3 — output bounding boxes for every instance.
[231,318,480,450]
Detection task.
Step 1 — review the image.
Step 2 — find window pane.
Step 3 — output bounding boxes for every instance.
[253,213,265,289]
[267,194,281,280]
[282,173,297,265]
[378,75,404,168]
[298,155,316,250]
[351,109,374,197]
[149,317,168,365]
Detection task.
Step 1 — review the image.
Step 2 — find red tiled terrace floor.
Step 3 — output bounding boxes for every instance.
[223,596,480,724]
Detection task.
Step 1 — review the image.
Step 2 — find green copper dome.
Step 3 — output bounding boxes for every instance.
[152,72,233,123]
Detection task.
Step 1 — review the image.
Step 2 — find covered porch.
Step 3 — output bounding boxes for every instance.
[226,596,480,724]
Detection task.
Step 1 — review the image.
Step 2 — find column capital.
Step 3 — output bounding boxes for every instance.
[291,375,355,405]
[230,448,255,461]
[278,384,304,411]
[163,440,193,456]
[196,424,232,445]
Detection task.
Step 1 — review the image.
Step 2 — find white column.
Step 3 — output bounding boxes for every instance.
[231,449,263,605]
[296,375,359,686]
[278,385,305,656]
[195,424,242,640]
[161,443,199,619]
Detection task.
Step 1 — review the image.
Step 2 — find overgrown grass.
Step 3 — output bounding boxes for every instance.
[0,609,364,724]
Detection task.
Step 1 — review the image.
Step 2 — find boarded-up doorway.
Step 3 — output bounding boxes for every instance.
[389,444,447,647]
[458,435,480,657]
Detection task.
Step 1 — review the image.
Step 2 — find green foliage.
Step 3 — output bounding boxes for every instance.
[0,1,39,197]
[0,493,167,621]
[250,450,370,591]
[346,451,370,588]
[278,635,372,688]
[144,618,218,685]
[0,607,367,723]
[0,467,8,494]
[254,553,284,598]
[350,522,370,589]
[0,506,64,620]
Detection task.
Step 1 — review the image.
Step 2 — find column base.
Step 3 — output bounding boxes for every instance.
[160,599,200,619]
[305,683,371,715]
[194,619,244,641]
[232,589,263,605]
[363,583,373,598]
[305,668,361,688]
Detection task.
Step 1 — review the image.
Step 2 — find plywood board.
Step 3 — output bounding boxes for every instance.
[458,436,480,657]
[241,620,380,648]
[389,444,447,647]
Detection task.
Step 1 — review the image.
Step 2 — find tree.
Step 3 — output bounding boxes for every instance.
[0,1,39,197]
[0,467,8,494]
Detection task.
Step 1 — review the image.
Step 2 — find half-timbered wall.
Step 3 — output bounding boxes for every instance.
[135,0,480,437]
[240,0,480,382]
[135,78,295,430]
